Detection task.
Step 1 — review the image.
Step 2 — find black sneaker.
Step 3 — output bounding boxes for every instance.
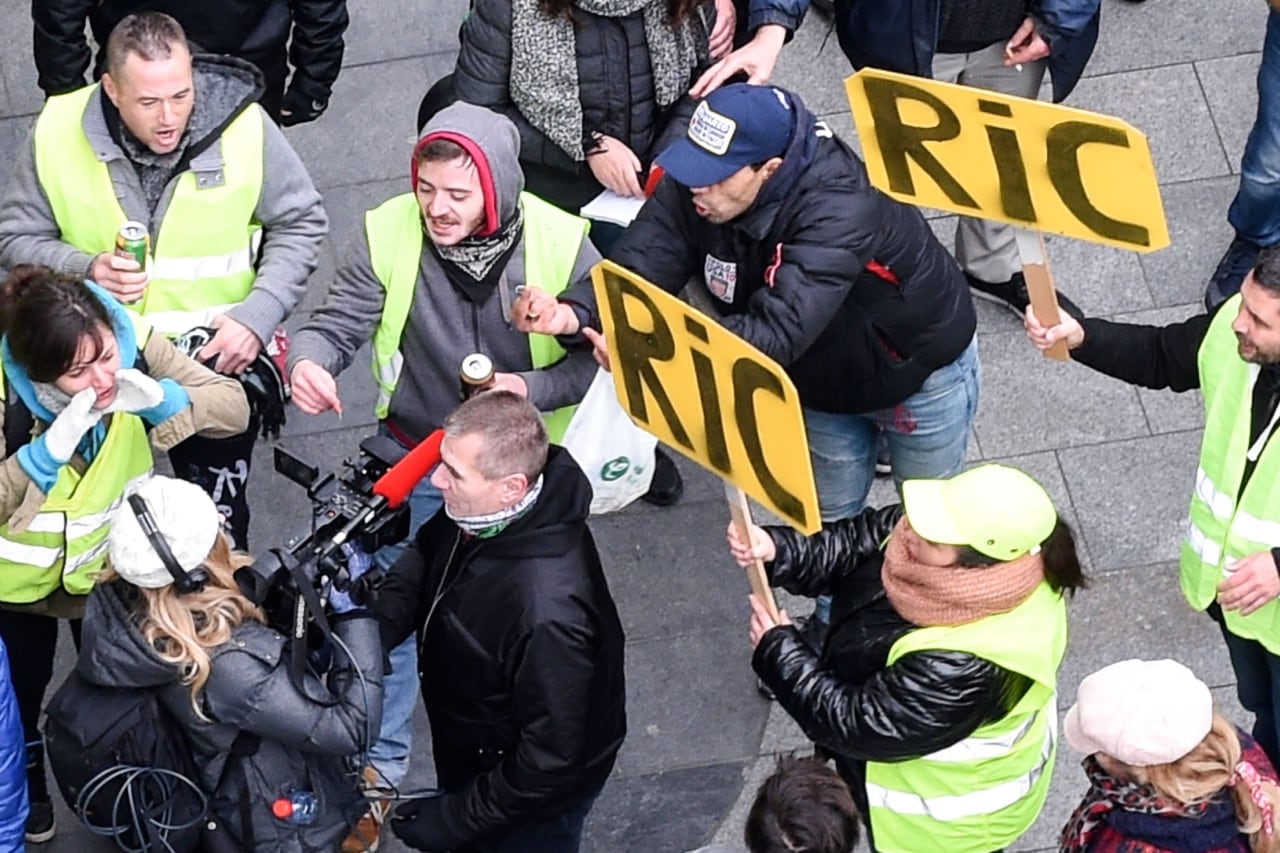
[966,271,1083,321]
[641,447,684,507]
[25,800,55,843]
[1205,236,1263,309]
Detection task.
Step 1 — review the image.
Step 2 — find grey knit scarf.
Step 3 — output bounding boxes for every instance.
[510,0,704,161]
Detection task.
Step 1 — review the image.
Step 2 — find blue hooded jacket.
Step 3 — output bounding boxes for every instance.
[0,635,28,851]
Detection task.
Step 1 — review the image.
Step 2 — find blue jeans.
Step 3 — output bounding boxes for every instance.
[1229,9,1280,247]
[806,338,979,622]
[367,475,443,789]
[1215,608,1280,767]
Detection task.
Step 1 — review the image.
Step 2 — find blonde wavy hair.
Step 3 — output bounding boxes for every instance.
[1110,714,1280,852]
[127,532,264,717]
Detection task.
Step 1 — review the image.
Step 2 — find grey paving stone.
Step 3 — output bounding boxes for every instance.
[972,330,1150,458]
[343,0,469,67]
[1067,64,1231,185]
[1139,176,1239,307]
[613,628,769,777]
[1058,430,1203,572]
[1197,51,1264,175]
[582,761,750,853]
[1083,0,1263,79]
[283,55,451,190]
[1038,230,1153,319]
[0,116,34,183]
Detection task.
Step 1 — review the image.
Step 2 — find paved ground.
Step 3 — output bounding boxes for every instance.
[0,0,1267,849]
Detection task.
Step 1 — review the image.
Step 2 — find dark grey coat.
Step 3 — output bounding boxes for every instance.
[77,580,383,853]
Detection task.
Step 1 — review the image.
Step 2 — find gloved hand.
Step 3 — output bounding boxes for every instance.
[105,369,190,425]
[329,542,374,614]
[17,387,102,492]
[389,796,450,851]
[279,83,328,126]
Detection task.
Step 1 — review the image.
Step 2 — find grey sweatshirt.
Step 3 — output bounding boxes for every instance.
[0,54,327,344]
[288,101,601,442]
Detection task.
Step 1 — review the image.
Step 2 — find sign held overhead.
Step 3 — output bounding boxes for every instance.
[846,68,1169,252]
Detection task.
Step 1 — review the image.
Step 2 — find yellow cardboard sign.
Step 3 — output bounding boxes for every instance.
[592,261,820,534]
[846,68,1169,252]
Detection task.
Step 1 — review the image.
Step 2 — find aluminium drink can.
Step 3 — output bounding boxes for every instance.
[114,221,149,270]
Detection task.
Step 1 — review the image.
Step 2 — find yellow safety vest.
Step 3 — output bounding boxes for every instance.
[0,399,153,603]
[33,84,265,336]
[864,582,1067,853]
[1182,294,1280,653]
[364,191,589,441]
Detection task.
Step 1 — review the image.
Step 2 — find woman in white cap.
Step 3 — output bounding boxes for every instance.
[73,475,383,852]
[0,265,249,842]
[1061,658,1280,853]
[728,463,1086,853]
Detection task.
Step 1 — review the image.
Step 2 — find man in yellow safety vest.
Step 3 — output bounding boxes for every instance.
[0,11,326,547]
[1026,246,1280,770]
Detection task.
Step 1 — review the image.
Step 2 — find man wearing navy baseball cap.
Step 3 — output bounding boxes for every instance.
[608,83,980,637]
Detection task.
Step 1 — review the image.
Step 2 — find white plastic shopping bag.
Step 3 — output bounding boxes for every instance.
[560,369,657,514]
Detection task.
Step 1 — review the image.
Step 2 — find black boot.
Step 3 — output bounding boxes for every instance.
[641,448,684,507]
[25,744,55,843]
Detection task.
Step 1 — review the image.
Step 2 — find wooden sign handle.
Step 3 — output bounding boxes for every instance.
[1015,230,1071,362]
[724,482,781,623]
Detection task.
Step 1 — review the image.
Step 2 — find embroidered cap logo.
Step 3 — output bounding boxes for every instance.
[688,101,737,156]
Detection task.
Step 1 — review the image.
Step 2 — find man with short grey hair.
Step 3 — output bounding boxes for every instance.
[375,391,626,852]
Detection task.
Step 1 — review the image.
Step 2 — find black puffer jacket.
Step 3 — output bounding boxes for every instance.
[34,0,348,103]
[610,92,976,414]
[77,580,383,852]
[453,0,706,210]
[754,505,1031,814]
[377,446,627,850]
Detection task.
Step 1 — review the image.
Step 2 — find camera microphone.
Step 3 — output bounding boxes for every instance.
[372,429,444,509]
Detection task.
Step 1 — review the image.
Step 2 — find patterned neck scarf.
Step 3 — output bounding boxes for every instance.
[448,475,544,539]
[1060,755,1214,852]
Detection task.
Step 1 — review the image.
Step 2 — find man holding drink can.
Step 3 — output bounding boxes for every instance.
[0,11,326,546]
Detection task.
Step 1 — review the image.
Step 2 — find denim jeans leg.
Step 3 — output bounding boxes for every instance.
[1217,617,1280,767]
[367,476,444,789]
[801,407,878,623]
[1229,9,1280,247]
[877,337,981,494]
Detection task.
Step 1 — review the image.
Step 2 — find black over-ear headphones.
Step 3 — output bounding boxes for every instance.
[126,494,210,595]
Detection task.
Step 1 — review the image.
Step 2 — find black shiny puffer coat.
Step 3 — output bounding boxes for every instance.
[753,505,1032,815]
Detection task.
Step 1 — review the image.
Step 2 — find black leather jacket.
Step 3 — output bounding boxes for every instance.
[753,505,1031,809]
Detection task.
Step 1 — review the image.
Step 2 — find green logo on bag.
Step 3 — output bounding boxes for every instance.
[600,457,630,481]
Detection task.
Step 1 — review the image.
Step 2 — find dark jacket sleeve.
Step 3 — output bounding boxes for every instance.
[765,505,904,598]
[32,0,96,96]
[746,0,808,33]
[454,0,584,173]
[607,177,704,292]
[754,629,1031,761]
[373,527,435,651]
[285,0,350,99]
[203,615,384,755]
[412,602,609,847]
[1072,311,1212,392]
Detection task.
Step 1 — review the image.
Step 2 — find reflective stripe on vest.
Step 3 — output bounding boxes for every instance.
[1182,294,1280,653]
[864,581,1067,853]
[0,415,153,603]
[33,85,265,336]
[363,192,590,440]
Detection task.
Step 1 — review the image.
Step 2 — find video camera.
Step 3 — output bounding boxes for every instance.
[235,430,444,636]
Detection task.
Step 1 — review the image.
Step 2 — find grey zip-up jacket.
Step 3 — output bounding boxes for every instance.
[0,55,327,344]
[288,102,599,442]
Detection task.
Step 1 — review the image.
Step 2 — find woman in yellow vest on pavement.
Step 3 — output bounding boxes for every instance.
[729,463,1086,853]
[0,265,249,843]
